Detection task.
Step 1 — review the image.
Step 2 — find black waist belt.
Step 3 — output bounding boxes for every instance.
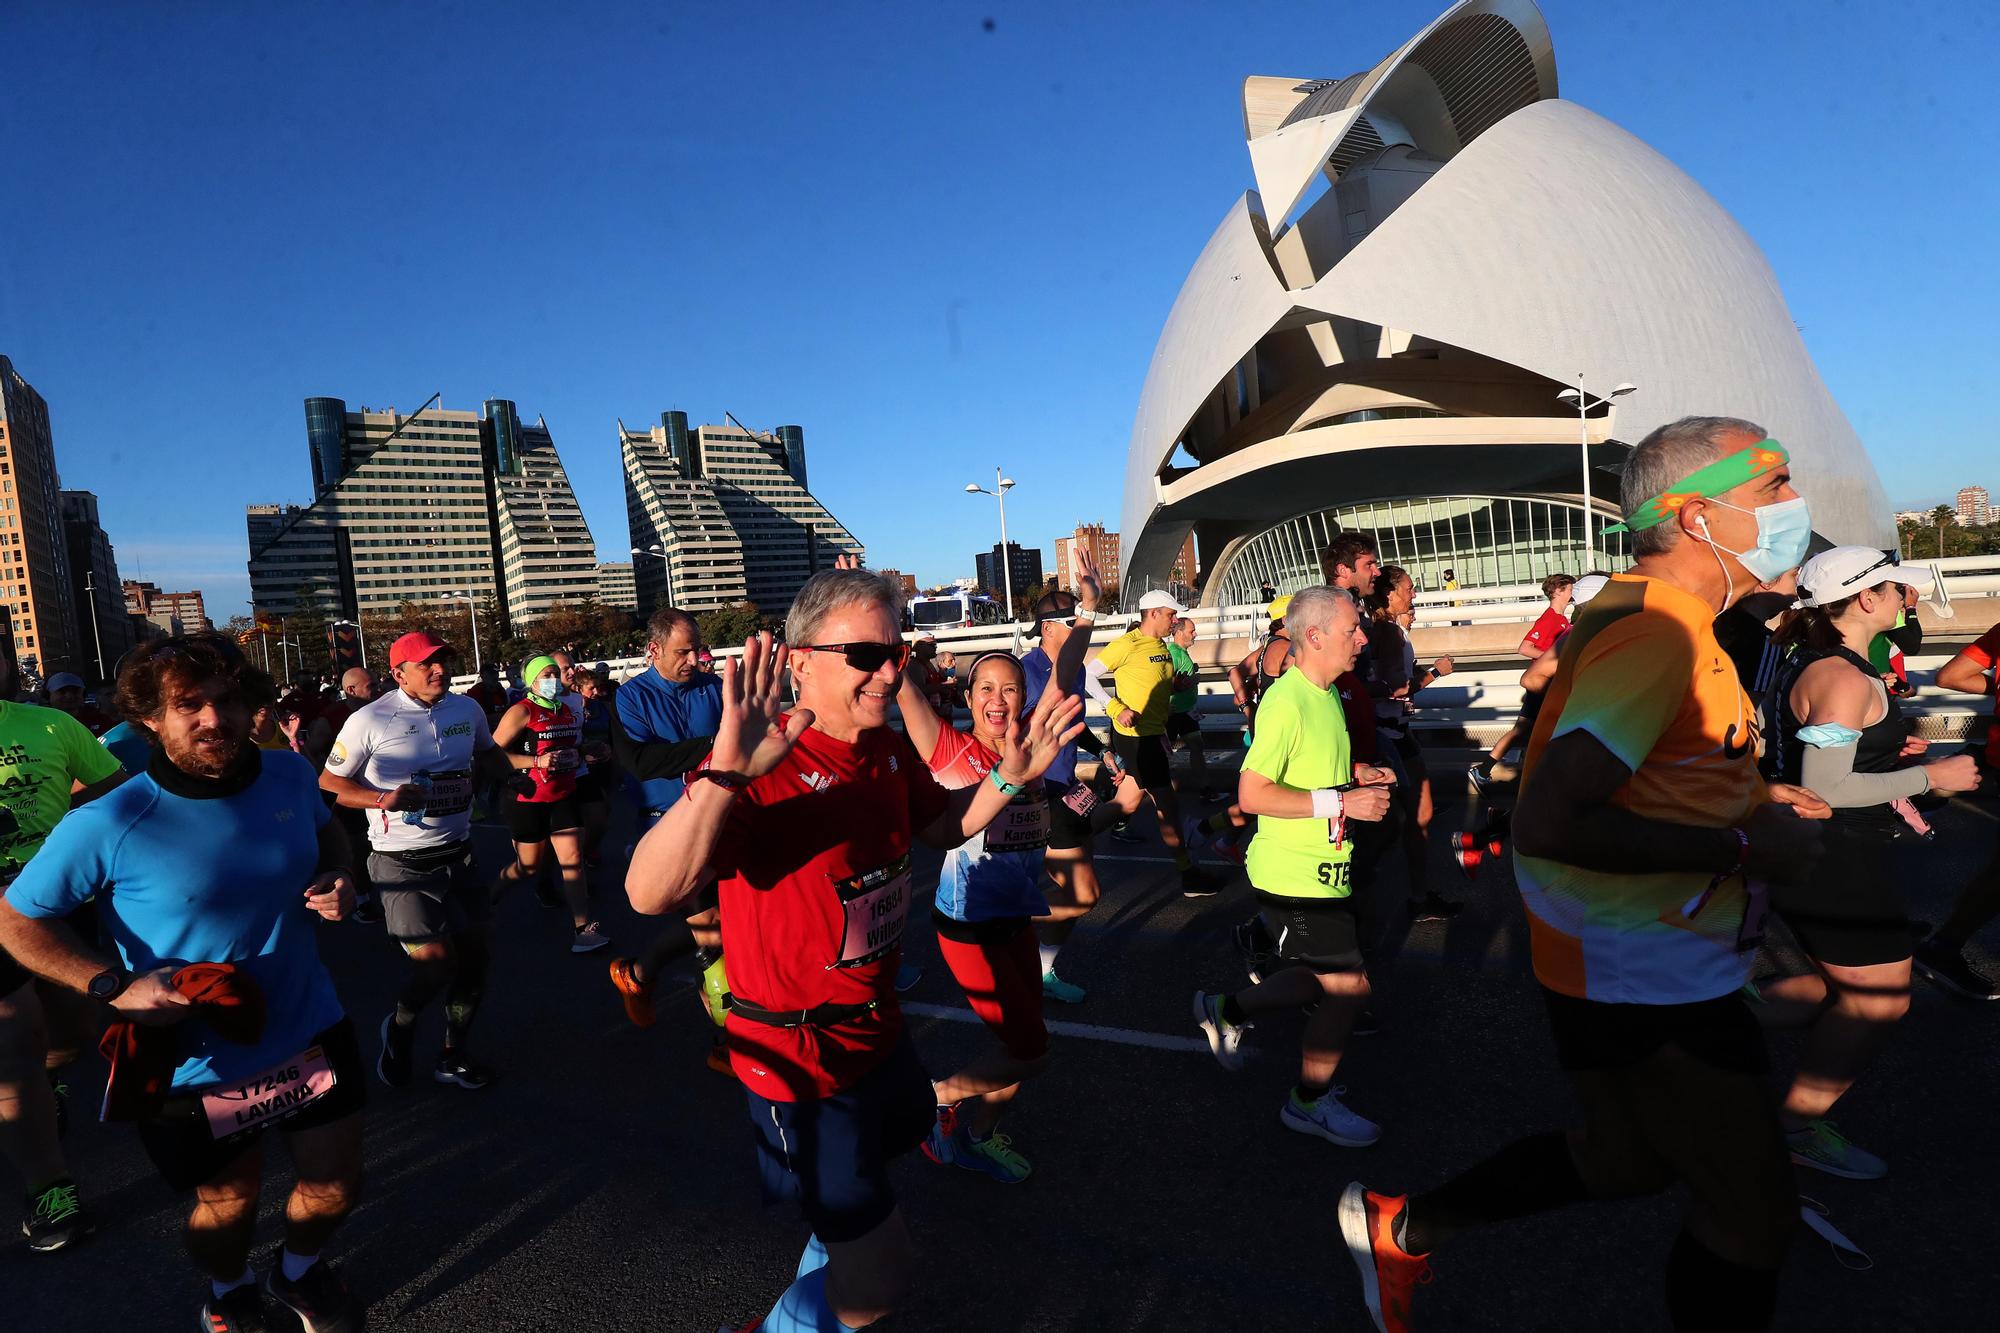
[728,997,884,1029]
[379,840,472,872]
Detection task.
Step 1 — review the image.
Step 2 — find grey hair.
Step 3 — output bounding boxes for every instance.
[1282,584,1351,638]
[786,568,905,646]
[1620,415,1768,556]
[647,605,699,648]
[1170,617,1195,635]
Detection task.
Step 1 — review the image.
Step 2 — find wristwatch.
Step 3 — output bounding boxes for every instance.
[87,968,130,1002]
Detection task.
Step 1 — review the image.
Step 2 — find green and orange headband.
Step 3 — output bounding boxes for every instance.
[1604,440,1789,534]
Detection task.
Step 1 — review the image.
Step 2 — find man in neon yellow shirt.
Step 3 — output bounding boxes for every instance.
[0,635,127,1253]
[1086,590,1211,894]
[1193,585,1394,1144]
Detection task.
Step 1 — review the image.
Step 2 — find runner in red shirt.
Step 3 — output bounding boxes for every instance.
[1518,574,1577,657]
[493,655,605,954]
[626,566,1079,1333]
[1916,620,2000,998]
[895,555,1099,1184]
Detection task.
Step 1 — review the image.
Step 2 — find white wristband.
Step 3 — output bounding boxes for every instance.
[1073,610,1096,624]
[1310,787,1343,820]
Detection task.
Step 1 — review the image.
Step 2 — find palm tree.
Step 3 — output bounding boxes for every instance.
[1930,505,1956,560]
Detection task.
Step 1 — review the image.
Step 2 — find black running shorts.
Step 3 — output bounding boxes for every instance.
[1540,986,1767,1076]
[1254,891,1363,973]
[1109,730,1172,791]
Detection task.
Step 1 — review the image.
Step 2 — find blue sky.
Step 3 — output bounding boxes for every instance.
[3,0,1994,618]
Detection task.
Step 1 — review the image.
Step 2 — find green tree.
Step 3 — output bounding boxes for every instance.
[699,601,763,648]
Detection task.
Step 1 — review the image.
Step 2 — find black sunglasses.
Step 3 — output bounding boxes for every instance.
[805,641,912,673]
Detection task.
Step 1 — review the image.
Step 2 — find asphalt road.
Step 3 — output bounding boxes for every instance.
[11,756,2000,1331]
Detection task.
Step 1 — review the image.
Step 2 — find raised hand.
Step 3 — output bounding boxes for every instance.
[999,686,1086,786]
[835,553,862,571]
[1072,547,1103,613]
[710,632,814,780]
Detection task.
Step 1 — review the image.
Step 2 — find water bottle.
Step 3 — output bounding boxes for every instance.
[694,948,730,1027]
[401,772,433,826]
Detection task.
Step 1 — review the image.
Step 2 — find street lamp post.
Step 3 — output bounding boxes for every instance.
[631,544,671,610]
[83,570,107,681]
[964,469,1018,631]
[449,590,482,676]
[1556,376,1637,567]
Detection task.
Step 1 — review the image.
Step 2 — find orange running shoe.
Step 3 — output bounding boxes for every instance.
[607,957,657,1028]
[1338,1181,1432,1333]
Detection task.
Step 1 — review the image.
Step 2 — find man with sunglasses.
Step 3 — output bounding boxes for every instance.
[0,633,127,1255]
[627,566,1081,1333]
[1342,418,1832,1332]
[322,631,526,1092]
[0,635,365,1332]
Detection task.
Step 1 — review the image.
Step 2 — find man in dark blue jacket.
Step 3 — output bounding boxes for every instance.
[606,607,724,1027]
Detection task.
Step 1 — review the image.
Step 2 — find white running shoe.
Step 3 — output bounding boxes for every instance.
[1279,1089,1381,1147]
[1193,990,1249,1071]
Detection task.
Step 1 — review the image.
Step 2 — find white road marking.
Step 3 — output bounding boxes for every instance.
[902,1000,1216,1054]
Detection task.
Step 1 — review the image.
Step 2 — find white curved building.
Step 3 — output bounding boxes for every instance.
[1121,0,1890,603]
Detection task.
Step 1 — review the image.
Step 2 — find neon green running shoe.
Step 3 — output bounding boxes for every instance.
[1786,1119,1887,1180]
[957,1131,1032,1183]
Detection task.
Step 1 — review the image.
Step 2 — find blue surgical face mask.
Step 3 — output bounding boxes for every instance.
[1696,495,1813,583]
[533,676,562,701]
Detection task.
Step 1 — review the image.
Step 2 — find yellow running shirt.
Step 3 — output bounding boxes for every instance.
[1515,574,1767,1005]
[1242,667,1355,900]
[0,701,125,874]
[1097,629,1176,738]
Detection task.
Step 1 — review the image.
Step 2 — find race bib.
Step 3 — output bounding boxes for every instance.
[1060,781,1099,818]
[419,769,473,817]
[984,792,1049,854]
[831,854,911,968]
[199,1045,337,1141]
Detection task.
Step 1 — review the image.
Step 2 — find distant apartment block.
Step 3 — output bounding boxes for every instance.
[621,411,861,616]
[877,568,920,601]
[124,580,210,636]
[1054,522,1122,591]
[1957,485,1992,527]
[595,561,637,611]
[0,356,81,674]
[974,542,1043,601]
[246,396,596,629]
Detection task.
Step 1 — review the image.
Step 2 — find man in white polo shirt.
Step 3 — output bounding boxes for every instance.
[321,631,529,1091]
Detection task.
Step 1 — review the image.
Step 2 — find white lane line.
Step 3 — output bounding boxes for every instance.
[901,1001,1215,1054]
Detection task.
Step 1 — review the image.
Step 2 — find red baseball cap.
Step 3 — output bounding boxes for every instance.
[389,631,456,670]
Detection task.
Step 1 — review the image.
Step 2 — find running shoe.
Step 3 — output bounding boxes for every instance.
[1109,822,1143,844]
[20,1178,90,1252]
[956,1130,1032,1183]
[607,957,657,1028]
[1180,865,1221,898]
[1786,1119,1887,1180]
[263,1261,361,1333]
[1198,786,1225,804]
[571,922,611,954]
[1466,760,1492,795]
[1406,891,1463,923]
[1211,830,1249,865]
[198,1285,273,1333]
[376,1014,412,1089]
[1338,1182,1431,1333]
[433,1051,494,1090]
[351,893,383,926]
[46,1067,68,1139]
[1352,1008,1381,1037]
[1180,816,1211,859]
[1193,990,1249,1071]
[1232,919,1278,985]
[1280,1088,1381,1147]
[894,961,924,993]
[921,1104,960,1166]
[1041,970,1087,1004]
[1914,938,2000,1001]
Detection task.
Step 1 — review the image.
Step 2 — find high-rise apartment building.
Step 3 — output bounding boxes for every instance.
[974,542,1043,603]
[0,357,81,676]
[877,569,920,601]
[595,561,637,611]
[247,396,596,629]
[621,412,861,617]
[60,491,134,679]
[1956,485,1992,527]
[1054,523,1122,591]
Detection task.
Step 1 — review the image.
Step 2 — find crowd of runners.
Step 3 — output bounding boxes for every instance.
[0,415,1997,1331]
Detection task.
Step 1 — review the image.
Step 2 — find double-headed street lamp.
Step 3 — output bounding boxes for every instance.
[446,590,482,676]
[631,544,671,610]
[965,470,1018,627]
[1556,376,1637,567]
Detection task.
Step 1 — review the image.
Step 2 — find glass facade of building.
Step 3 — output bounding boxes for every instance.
[1214,495,1631,603]
[305,397,347,492]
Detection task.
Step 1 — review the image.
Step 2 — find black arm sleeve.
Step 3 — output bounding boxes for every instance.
[608,692,715,781]
[1075,728,1106,758]
[1886,618,1924,656]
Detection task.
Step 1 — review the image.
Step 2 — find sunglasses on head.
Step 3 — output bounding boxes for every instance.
[805,641,912,673]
